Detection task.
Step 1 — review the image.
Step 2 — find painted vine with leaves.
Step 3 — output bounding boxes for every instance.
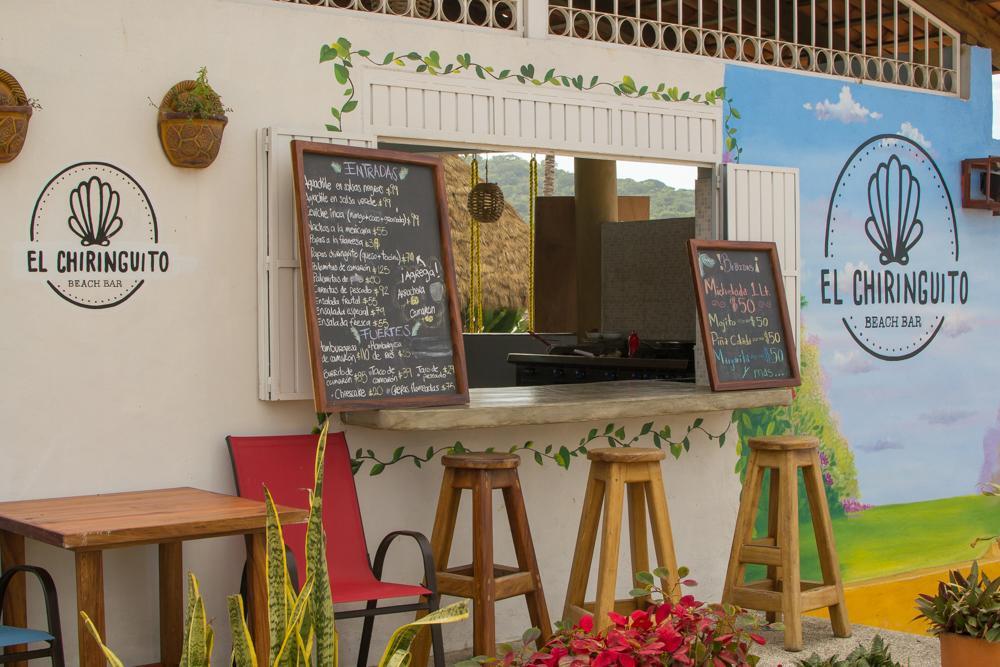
[319,37,743,161]
[316,414,739,476]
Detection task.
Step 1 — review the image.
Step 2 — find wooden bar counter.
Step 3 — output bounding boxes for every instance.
[342,380,792,431]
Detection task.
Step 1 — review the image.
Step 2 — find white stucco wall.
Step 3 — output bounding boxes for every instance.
[1,1,741,664]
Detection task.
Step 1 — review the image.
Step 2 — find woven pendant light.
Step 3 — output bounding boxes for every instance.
[468,156,504,223]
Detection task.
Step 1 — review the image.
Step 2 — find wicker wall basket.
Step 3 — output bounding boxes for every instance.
[157,80,227,169]
[0,69,32,164]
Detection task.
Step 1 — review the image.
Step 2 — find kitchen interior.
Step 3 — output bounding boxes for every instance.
[391,145,715,390]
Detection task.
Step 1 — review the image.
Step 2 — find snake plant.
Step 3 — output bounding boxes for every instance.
[82,419,468,666]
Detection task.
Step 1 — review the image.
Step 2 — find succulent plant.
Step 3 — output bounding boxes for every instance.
[165,67,228,119]
[67,176,124,247]
[916,561,1000,642]
[865,154,924,266]
[795,635,901,667]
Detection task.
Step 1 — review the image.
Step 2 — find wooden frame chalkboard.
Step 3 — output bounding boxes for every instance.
[688,239,801,391]
[291,141,469,412]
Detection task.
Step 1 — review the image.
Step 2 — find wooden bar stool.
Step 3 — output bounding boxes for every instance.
[722,435,851,651]
[411,453,551,667]
[563,448,679,631]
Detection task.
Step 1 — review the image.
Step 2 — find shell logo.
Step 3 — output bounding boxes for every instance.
[818,135,968,361]
[26,162,168,309]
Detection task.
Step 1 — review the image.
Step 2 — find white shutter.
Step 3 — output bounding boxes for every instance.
[722,164,801,347]
[257,127,375,400]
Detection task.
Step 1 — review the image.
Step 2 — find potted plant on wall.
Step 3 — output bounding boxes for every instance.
[0,69,40,163]
[916,561,1000,665]
[157,66,229,168]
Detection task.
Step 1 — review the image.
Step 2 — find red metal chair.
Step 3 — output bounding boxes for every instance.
[227,433,445,667]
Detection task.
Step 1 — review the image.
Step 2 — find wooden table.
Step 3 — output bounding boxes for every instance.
[0,487,308,667]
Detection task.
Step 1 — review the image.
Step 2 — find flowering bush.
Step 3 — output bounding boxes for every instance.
[840,497,873,514]
[462,569,768,667]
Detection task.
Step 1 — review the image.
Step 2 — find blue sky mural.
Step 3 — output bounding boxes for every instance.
[725,49,1000,505]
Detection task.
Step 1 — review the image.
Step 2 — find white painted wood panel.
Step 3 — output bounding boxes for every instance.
[723,163,801,348]
[258,127,375,401]
[362,68,721,162]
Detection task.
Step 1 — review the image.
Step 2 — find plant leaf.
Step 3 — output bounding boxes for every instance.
[227,595,258,667]
[377,600,470,667]
[307,419,338,667]
[79,612,126,667]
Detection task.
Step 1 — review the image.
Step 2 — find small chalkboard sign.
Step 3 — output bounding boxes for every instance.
[291,141,469,412]
[688,240,800,391]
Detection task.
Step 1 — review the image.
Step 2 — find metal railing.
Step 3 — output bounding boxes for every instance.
[274,0,518,30]
[547,0,960,94]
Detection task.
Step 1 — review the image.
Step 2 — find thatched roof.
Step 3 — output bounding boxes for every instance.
[440,154,530,312]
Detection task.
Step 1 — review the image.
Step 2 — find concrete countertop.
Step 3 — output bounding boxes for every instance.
[341,380,793,431]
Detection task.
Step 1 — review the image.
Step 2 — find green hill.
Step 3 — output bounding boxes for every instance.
[476,154,695,221]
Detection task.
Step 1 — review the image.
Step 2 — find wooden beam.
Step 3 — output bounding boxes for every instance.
[913,0,1000,68]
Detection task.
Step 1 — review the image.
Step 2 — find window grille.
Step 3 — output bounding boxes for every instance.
[274,0,518,30]
[548,0,960,93]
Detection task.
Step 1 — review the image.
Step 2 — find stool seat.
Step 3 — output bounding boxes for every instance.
[440,452,520,469]
[748,435,819,451]
[586,447,666,463]
[723,434,850,652]
[565,447,678,631]
[411,449,550,667]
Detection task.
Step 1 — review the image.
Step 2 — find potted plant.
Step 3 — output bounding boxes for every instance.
[916,560,1000,665]
[460,567,770,666]
[157,66,229,168]
[0,69,40,163]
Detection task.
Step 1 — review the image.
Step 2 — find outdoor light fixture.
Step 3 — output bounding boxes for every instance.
[468,180,505,222]
[961,157,1000,216]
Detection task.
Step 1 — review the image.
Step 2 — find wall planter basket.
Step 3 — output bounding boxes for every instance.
[0,69,32,164]
[157,79,227,169]
[940,633,1000,666]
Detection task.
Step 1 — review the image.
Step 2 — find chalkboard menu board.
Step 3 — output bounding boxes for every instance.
[291,142,469,412]
[688,240,800,391]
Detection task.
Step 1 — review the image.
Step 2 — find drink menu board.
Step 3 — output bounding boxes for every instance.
[291,142,468,412]
[688,240,801,391]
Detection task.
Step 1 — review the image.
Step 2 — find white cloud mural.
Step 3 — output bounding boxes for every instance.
[803,86,883,123]
[832,349,875,374]
[899,121,932,149]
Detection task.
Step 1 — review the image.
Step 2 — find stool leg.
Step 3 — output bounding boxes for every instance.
[779,458,803,652]
[502,476,553,643]
[411,468,462,667]
[593,463,625,631]
[766,466,782,624]
[722,454,764,604]
[472,471,497,657]
[803,457,851,638]
[643,464,680,601]
[563,471,605,623]
[626,482,651,605]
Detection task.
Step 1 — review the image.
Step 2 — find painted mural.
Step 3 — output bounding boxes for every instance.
[725,48,1000,624]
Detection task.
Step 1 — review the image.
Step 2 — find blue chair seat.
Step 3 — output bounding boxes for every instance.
[0,625,54,647]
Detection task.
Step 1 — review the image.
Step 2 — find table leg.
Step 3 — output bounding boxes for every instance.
[76,550,105,667]
[1,530,27,667]
[247,533,269,667]
[159,543,184,667]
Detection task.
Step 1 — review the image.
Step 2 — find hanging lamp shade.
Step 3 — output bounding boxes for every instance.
[468,181,505,222]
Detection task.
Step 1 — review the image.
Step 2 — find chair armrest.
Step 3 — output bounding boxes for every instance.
[0,565,63,641]
[372,530,438,595]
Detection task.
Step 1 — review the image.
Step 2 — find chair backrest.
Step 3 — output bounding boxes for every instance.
[227,432,375,588]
